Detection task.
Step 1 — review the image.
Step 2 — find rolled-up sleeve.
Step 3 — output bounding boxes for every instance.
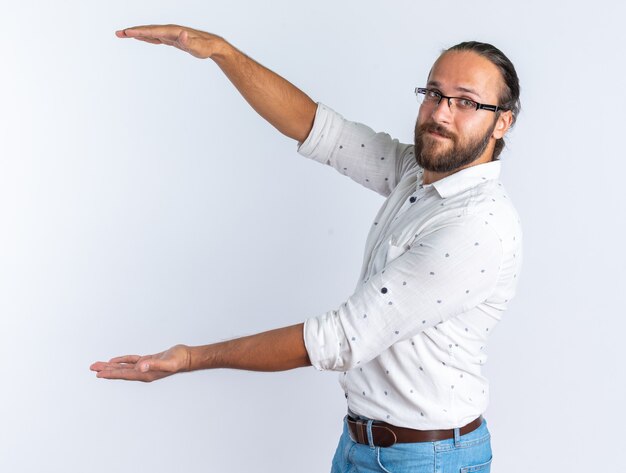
[297,103,416,196]
[303,214,504,371]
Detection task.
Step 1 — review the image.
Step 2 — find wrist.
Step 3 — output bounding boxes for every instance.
[210,39,238,64]
[187,344,218,371]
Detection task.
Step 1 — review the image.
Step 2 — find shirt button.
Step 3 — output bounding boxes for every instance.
[381,287,388,294]
[410,196,417,203]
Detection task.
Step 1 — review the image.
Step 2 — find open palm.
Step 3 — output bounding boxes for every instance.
[90,344,191,382]
[116,24,225,59]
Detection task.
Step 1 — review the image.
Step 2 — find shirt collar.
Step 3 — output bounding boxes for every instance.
[423,161,502,198]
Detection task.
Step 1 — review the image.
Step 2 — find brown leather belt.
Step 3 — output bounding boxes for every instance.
[346,415,483,448]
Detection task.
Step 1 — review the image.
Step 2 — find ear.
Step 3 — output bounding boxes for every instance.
[492,110,513,140]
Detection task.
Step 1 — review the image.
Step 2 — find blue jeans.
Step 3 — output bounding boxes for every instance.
[330,416,492,473]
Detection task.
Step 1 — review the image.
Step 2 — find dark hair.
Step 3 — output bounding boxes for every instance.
[446,41,521,159]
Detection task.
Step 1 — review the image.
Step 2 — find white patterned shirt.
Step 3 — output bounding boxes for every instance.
[298,103,523,430]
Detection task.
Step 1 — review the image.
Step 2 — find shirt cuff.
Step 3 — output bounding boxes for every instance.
[297,102,345,165]
[303,311,345,371]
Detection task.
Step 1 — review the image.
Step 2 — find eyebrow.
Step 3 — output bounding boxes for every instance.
[426,81,482,99]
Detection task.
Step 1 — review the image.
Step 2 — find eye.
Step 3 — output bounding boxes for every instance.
[426,90,441,101]
[457,98,477,110]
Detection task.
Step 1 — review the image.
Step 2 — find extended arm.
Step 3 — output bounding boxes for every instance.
[117,25,317,143]
[90,323,310,382]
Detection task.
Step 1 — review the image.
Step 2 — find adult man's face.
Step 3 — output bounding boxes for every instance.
[414,50,510,173]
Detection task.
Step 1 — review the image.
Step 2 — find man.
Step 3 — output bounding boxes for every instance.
[91,24,522,473]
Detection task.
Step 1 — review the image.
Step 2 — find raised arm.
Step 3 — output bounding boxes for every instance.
[117,24,317,143]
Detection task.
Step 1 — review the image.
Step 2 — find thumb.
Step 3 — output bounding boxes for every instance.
[139,359,169,372]
[177,30,191,51]
[177,30,208,59]
[139,356,178,373]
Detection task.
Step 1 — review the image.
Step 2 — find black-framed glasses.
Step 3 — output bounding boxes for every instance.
[415,87,508,113]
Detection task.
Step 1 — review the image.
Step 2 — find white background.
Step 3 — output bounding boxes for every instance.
[1,1,625,472]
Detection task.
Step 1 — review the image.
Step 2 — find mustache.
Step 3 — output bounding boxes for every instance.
[418,123,456,140]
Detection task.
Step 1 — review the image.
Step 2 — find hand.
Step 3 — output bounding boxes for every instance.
[115,24,226,59]
[90,344,191,382]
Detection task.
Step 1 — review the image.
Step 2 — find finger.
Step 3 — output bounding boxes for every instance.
[109,355,141,364]
[96,368,149,381]
[90,361,119,371]
[117,25,182,42]
[90,361,136,372]
[115,28,165,45]
[118,33,178,48]
[133,37,163,45]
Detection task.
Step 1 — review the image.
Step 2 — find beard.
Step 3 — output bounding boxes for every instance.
[413,119,497,173]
